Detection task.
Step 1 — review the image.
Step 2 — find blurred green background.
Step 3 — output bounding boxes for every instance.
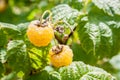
[0,0,75,24]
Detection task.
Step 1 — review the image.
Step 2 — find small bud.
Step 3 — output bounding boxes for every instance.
[55,26,64,33]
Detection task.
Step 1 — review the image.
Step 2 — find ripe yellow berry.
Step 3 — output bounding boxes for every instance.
[27,20,54,47]
[49,45,73,68]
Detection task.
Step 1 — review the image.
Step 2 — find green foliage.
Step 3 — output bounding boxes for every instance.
[0,22,20,39]
[78,19,113,57]
[59,61,115,80]
[77,4,120,58]
[7,40,30,72]
[27,61,116,80]
[0,0,119,80]
[51,3,120,59]
[92,0,120,16]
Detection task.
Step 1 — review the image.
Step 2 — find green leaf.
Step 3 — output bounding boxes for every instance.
[52,4,79,25]
[77,6,120,58]
[0,22,20,39]
[71,43,97,65]
[80,71,116,80]
[59,61,116,80]
[28,46,50,70]
[78,22,113,56]
[29,47,43,69]
[92,0,120,16]
[48,71,61,80]
[17,22,29,36]
[44,66,61,80]
[7,40,30,72]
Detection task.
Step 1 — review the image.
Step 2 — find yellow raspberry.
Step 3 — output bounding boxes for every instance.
[27,20,54,47]
[49,45,73,68]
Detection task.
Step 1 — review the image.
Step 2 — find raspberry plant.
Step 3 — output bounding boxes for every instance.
[0,0,120,80]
